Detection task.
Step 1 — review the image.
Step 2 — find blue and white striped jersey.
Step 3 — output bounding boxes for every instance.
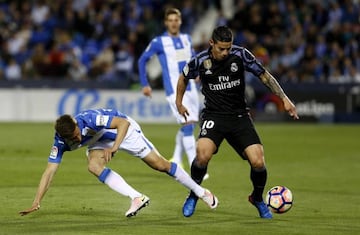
[138,32,195,96]
[48,109,128,164]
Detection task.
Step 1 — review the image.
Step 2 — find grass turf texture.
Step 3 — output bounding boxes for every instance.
[0,122,359,235]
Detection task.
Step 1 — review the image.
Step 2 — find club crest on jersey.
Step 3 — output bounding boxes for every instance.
[231,62,238,72]
[204,59,212,75]
[200,128,207,136]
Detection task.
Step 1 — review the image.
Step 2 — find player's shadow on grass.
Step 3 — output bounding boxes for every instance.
[13,208,289,234]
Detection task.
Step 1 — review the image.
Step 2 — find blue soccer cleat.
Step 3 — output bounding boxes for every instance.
[248,195,273,219]
[182,194,198,217]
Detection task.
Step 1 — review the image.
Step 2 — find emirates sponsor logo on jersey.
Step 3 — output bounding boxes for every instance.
[209,76,241,90]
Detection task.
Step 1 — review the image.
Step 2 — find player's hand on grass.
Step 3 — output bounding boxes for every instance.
[19,203,40,216]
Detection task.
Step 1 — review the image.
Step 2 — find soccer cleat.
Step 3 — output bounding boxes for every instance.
[201,189,218,209]
[248,195,273,219]
[125,195,150,217]
[182,194,198,217]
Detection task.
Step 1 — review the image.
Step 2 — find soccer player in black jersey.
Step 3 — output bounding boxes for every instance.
[176,25,299,219]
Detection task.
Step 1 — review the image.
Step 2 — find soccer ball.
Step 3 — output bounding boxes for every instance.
[265,186,293,213]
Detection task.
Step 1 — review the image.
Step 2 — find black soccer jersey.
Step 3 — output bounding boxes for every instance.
[182,45,265,115]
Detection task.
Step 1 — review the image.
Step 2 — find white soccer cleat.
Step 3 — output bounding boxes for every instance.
[201,189,218,209]
[125,195,150,217]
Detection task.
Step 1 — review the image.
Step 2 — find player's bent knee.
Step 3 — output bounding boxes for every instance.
[249,157,265,169]
[196,145,213,163]
[87,161,101,175]
[87,151,107,175]
[195,150,211,165]
[196,156,211,166]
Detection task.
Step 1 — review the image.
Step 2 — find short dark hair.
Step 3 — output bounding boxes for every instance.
[164,8,181,20]
[55,114,76,139]
[211,26,233,43]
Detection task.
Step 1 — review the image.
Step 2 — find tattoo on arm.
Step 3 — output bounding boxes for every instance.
[261,71,286,99]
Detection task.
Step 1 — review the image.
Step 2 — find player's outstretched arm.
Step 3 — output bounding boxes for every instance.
[19,203,41,216]
[19,162,59,216]
[282,96,299,120]
[102,117,130,162]
[259,70,299,120]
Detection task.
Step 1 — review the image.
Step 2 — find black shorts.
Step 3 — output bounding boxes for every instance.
[198,112,261,159]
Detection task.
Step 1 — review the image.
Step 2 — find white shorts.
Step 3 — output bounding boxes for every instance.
[87,117,155,159]
[167,83,200,124]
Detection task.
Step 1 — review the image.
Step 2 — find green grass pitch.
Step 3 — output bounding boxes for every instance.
[0,122,359,235]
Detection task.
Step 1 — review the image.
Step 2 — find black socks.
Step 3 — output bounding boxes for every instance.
[189,160,208,198]
[250,167,267,202]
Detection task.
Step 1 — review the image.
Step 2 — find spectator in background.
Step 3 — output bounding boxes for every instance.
[5,57,21,80]
[23,43,47,79]
[180,0,198,34]
[71,0,91,13]
[142,6,160,39]
[73,8,94,38]
[46,41,68,78]
[90,44,114,79]
[67,58,87,81]
[113,41,135,87]
[0,56,5,80]
[6,24,31,57]
[96,60,116,82]
[108,4,129,41]
[30,0,49,26]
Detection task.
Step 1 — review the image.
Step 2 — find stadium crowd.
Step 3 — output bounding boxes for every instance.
[0,0,359,86]
[226,0,360,85]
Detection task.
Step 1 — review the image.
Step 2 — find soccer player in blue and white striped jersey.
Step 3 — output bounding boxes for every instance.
[19,108,218,218]
[138,8,208,179]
